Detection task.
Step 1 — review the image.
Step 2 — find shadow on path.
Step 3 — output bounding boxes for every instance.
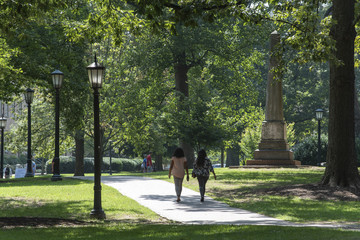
[73,175,360,230]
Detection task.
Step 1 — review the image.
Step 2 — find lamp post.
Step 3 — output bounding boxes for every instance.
[24,88,34,177]
[0,117,7,178]
[51,70,64,181]
[109,140,112,175]
[315,109,324,166]
[88,55,106,219]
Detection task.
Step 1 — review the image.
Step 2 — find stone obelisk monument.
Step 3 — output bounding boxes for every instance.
[247,31,300,166]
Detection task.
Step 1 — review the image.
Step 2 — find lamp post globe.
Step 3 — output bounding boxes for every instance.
[0,117,7,179]
[0,117,7,129]
[51,69,64,89]
[24,88,34,177]
[315,109,324,166]
[51,70,64,181]
[24,88,34,105]
[315,109,324,121]
[88,55,106,219]
[87,55,105,89]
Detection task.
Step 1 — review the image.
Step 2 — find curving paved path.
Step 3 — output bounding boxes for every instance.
[73,175,359,230]
[74,175,291,225]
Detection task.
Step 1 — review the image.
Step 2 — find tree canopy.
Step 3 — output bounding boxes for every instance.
[1,0,360,189]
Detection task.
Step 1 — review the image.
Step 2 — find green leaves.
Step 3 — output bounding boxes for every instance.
[0,38,23,101]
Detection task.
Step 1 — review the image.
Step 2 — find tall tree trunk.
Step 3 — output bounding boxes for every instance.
[155,153,163,171]
[181,141,195,168]
[322,0,360,189]
[226,146,240,167]
[41,158,45,175]
[354,90,360,137]
[221,147,225,167]
[74,129,85,176]
[174,51,195,168]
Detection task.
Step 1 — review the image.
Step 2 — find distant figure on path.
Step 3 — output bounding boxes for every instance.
[147,152,153,172]
[192,149,216,202]
[4,165,12,179]
[32,160,36,176]
[168,147,189,202]
[142,154,147,173]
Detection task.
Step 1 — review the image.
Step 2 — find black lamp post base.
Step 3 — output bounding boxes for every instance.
[51,174,62,181]
[25,173,34,177]
[90,209,106,220]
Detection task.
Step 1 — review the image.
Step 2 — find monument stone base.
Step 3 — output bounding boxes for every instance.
[246,159,301,166]
[247,120,301,166]
[248,148,300,166]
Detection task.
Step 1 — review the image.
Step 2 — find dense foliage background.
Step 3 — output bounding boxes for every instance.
[1,1,360,175]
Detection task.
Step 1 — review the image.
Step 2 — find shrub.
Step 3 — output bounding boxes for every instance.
[111,161,123,172]
[102,158,124,173]
[294,135,360,166]
[293,134,328,166]
[46,157,91,174]
[46,157,142,174]
[83,158,95,173]
[4,154,27,165]
[118,158,142,171]
[239,126,261,161]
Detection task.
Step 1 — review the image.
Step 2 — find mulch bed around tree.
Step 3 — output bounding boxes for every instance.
[255,184,360,201]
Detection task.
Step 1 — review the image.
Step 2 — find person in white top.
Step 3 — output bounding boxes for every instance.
[168,147,189,202]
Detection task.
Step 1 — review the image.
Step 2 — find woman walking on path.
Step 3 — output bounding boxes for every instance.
[192,149,216,202]
[168,147,189,202]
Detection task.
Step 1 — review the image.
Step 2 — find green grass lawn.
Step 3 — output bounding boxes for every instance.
[0,176,161,222]
[0,169,359,239]
[127,168,360,224]
[2,224,360,240]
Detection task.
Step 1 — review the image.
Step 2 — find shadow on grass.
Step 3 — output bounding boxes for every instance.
[0,176,90,188]
[1,224,359,240]
[0,197,92,220]
[214,194,360,223]
[0,176,160,223]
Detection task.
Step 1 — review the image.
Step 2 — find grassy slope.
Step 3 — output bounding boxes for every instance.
[0,176,161,222]
[0,169,359,239]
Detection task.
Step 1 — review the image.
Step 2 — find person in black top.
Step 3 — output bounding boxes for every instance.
[192,149,216,202]
[4,165,11,179]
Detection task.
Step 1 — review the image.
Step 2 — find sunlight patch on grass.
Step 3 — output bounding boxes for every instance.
[0,176,162,222]
[143,168,359,224]
[215,194,360,223]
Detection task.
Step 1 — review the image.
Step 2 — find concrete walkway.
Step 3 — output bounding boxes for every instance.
[74,175,359,230]
[75,175,292,225]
